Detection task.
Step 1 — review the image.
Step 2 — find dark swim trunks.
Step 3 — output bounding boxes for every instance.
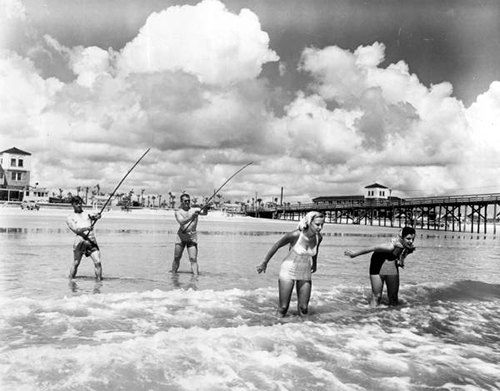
[175,230,198,248]
[74,238,99,257]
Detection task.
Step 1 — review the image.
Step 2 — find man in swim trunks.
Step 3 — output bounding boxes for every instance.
[66,196,103,281]
[344,226,416,307]
[170,193,208,275]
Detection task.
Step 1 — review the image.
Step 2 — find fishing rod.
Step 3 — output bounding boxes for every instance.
[182,161,253,232]
[202,161,253,209]
[90,148,151,229]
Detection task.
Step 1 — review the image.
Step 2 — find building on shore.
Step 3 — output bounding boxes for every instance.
[0,147,49,202]
[312,183,401,206]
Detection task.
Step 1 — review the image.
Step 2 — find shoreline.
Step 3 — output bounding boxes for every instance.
[1,206,499,239]
[0,204,275,224]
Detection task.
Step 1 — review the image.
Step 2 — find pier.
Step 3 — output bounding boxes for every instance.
[245,193,500,235]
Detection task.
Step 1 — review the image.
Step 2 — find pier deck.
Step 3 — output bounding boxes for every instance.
[246,193,500,234]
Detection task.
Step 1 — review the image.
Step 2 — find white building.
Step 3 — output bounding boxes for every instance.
[0,147,49,202]
[364,183,390,202]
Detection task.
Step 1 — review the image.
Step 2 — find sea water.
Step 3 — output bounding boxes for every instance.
[1,208,500,391]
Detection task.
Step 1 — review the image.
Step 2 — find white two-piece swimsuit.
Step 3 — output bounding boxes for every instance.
[278,232,318,281]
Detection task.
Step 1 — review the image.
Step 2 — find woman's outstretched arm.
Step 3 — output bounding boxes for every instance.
[256,231,297,273]
[344,243,394,258]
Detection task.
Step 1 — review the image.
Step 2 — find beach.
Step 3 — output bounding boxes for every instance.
[1,207,500,390]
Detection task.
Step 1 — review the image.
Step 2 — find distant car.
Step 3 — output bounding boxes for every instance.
[21,200,40,211]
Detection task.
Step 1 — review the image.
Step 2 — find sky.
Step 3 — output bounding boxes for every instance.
[1,0,500,203]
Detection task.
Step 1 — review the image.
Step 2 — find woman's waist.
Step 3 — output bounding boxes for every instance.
[283,253,312,263]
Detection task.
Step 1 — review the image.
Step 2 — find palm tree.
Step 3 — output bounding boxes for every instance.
[215,193,223,208]
[114,193,124,206]
[168,192,176,208]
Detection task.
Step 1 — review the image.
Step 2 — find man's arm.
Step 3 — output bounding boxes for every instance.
[66,216,80,235]
[89,213,102,223]
[175,209,198,226]
[198,205,208,216]
[66,216,93,238]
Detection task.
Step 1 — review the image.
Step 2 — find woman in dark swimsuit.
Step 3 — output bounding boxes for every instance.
[344,227,416,307]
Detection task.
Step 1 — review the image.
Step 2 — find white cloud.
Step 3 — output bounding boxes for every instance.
[1,0,25,21]
[69,46,112,88]
[466,81,500,165]
[117,0,279,85]
[2,2,500,200]
[294,42,481,195]
[299,44,367,105]
[0,49,63,133]
[274,92,363,164]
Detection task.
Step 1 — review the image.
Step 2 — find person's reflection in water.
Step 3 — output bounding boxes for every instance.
[93,282,102,294]
[68,279,102,294]
[171,273,181,288]
[69,280,79,293]
[170,274,199,290]
[187,275,198,290]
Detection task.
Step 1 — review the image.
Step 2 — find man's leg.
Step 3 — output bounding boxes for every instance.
[90,250,103,281]
[69,251,82,279]
[369,275,384,307]
[186,245,199,275]
[171,243,184,273]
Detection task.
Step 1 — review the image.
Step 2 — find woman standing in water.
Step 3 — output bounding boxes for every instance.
[256,211,324,318]
[344,226,416,307]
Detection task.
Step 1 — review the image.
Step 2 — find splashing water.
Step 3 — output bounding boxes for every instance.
[1,209,500,390]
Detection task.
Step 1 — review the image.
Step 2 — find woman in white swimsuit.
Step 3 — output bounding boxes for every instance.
[256,211,324,318]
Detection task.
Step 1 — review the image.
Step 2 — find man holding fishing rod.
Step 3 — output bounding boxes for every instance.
[67,196,103,281]
[170,162,253,276]
[170,193,208,276]
[65,149,151,282]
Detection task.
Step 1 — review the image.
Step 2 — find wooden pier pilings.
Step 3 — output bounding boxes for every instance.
[245,193,500,235]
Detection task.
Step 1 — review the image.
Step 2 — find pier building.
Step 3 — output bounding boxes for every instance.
[245,183,500,235]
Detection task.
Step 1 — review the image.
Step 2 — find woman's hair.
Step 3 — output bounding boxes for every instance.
[401,226,416,237]
[297,211,324,231]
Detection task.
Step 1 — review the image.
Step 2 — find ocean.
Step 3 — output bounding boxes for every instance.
[1,208,500,391]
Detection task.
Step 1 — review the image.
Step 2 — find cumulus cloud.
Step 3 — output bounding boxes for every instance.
[1,0,25,20]
[0,0,26,50]
[1,1,500,201]
[117,0,279,86]
[0,0,281,198]
[293,42,483,196]
[0,50,62,133]
[465,81,500,168]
